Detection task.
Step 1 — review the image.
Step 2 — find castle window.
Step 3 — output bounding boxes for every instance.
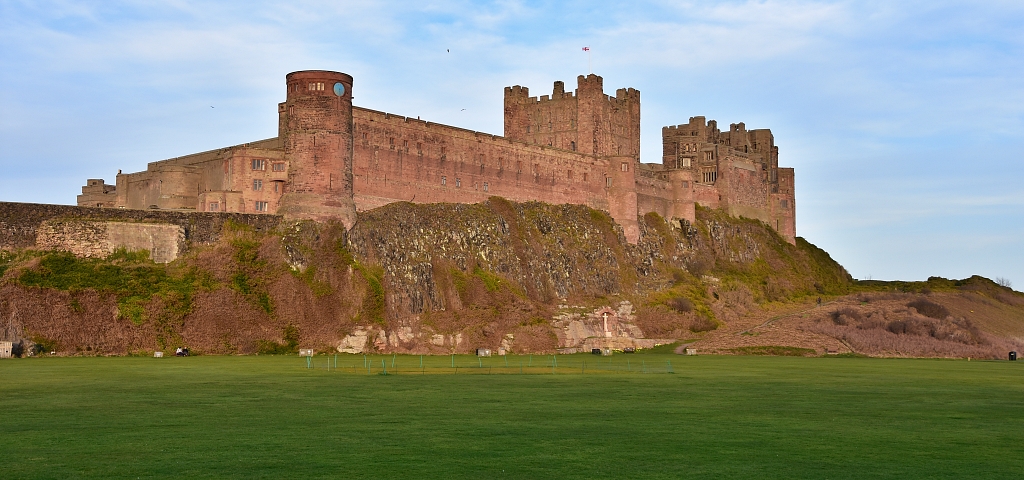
[441,176,446,186]
[417,142,423,155]
[705,151,714,162]
[389,137,395,149]
[605,177,613,188]
[621,162,629,172]
[483,182,489,192]
[571,141,576,151]
[208,202,219,212]
[362,132,368,140]
[549,122,553,130]
[567,170,573,180]
[272,163,285,172]
[253,179,263,191]
[516,161,522,173]
[455,178,461,188]
[440,146,446,157]
[251,159,267,171]
[781,199,789,208]
[583,172,588,182]
[254,201,269,212]
[526,125,531,133]
[678,157,691,168]
[681,181,689,188]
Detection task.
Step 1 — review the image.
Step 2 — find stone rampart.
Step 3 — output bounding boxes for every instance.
[0,202,282,259]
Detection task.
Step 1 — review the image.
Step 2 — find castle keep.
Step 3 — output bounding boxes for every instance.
[79,70,795,243]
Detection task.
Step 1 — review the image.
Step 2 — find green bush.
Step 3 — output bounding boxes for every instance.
[257,324,300,354]
[17,250,198,324]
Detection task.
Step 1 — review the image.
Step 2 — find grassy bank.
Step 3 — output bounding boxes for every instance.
[1,355,1022,478]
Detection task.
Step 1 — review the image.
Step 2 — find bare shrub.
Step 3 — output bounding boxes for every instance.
[634,306,690,337]
[809,320,1023,359]
[994,291,1024,307]
[685,256,713,277]
[995,277,1012,289]
[666,296,693,313]
[720,285,755,311]
[689,315,718,333]
[830,307,863,325]
[856,312,887,330]
[906,298,949,319]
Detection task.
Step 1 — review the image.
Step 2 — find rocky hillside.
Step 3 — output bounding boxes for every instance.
[2,198,854,356]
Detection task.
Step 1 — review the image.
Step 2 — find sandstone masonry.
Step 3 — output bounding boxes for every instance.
[78,70,796,244]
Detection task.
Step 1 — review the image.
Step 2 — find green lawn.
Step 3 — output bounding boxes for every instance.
[1,354,1022,478]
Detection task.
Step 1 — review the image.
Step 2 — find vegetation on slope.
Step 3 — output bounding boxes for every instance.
[4,198,1019,358]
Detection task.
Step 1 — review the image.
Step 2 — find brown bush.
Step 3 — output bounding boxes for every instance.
[689,315,718,333]
[808,320,1022,359]
[907,298,950,319]
[830,307,863,325]
[666,296,693,313]
[634,306,690,337]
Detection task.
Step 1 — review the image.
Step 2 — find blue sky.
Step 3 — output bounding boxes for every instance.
[2,0,1022,287]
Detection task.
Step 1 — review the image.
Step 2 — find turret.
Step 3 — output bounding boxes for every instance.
[276,70,357,227]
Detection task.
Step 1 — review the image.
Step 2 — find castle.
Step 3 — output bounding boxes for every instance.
[78,70,795,244]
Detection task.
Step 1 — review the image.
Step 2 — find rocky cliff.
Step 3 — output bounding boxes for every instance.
[0,199,851,356]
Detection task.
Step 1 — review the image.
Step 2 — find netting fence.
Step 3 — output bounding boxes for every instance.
[300,353,679,375]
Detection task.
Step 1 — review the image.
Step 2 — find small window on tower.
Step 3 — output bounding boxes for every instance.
[251,159,266,171]
[571,141,576,151]
[456,178,461,188]
[272,163,285,172]
[254,201,269,212]
[483,182,489,192]
[253,179,263,191]
[605,177,613,188]
[209,202,219,212]
[441,176,447,186]
[621,162,629,172]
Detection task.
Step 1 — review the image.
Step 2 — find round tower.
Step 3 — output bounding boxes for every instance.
[277,70,357,227]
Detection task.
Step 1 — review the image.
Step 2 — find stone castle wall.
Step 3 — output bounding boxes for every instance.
[351,106,612,214]
[76,70,796,246]
[0,202,281,261]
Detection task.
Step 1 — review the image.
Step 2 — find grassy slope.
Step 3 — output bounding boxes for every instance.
[1,355,1022,478]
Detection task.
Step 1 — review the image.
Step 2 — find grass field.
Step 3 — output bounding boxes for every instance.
[2,354,1022,478]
